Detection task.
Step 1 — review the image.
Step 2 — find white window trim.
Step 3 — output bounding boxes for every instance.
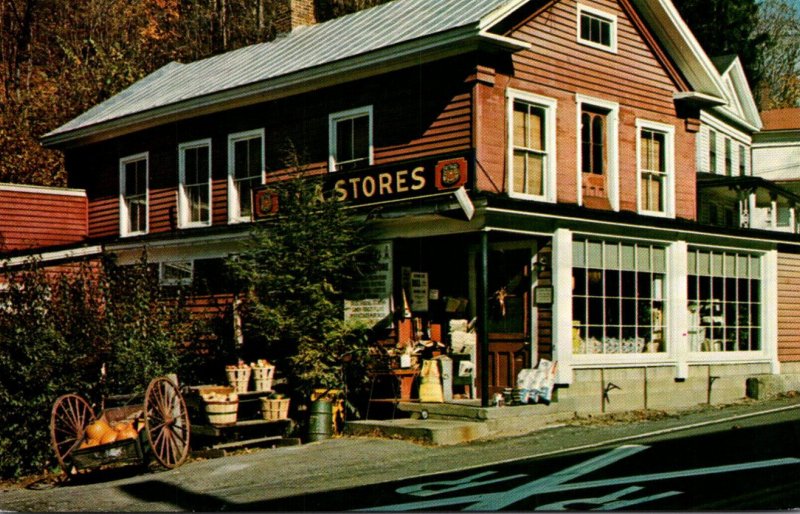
[576,94,619,211]
[636,119,676,218]
[178,138,213,229]
[328,105,374,172]
[227,129,265,224]
[577,3,618,54]
[506,88,558,203]
[119,152,149,237]
[159,260,194,287]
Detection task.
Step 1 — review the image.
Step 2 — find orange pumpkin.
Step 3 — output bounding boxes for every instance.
[117,427,139,440]
[100,430,118,445]
[85,420,111,441]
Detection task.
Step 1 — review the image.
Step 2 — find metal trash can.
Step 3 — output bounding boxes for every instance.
[307,399,333,442]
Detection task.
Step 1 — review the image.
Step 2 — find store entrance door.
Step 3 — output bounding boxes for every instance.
[484,243,534,396]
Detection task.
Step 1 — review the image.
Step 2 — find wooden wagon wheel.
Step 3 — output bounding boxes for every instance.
[50,394,94,473]
[144,376,191,469]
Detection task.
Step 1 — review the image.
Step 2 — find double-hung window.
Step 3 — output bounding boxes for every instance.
[119,153,148,237]
[577,4,617,53]
[507,89,556,202]
[687,248,761,352]
[179,139,212,228]
[228,129,264,223]
[637,120,674,217]
[329,106,373,172]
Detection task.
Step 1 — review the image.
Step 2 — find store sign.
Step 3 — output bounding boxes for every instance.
[330,153,470,206]
[252,153,471,219]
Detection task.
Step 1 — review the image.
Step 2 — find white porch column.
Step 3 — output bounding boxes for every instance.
[552,228,574,385]
[669,241,689,380]
[764,249,780,374]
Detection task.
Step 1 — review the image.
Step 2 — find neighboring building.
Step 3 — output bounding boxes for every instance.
[753,108,800,194]
[693,56,800,234]
[0,184,87,254]
[26,0,800,411]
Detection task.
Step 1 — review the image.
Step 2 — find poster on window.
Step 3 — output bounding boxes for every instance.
[410,272,429,312]
[344,242,393,328]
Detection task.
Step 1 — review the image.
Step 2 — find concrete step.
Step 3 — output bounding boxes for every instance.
[344,418,491,445]
[345,401,577,444]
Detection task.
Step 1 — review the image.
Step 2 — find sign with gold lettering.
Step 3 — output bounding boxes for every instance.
[252,152,472,219]
[330,153,471,206]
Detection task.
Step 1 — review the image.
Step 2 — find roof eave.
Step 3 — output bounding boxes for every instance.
[631,0,727,100]
[42,27,528,149]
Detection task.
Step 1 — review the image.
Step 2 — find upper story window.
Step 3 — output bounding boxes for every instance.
[329,106,373,172]
[178,139,212,228]
[724,137,733,176]
[581,108,606,175]
[577,95,619,210]
[119,152,148,237]
[637,120,675,217]
[709,130,717,173]
[228,129,264,223]
[577,4,617,53]
[506,89,557,202]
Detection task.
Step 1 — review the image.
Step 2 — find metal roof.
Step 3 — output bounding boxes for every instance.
[45,0,512,142]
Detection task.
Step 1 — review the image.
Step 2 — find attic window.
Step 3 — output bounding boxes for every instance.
[578,4,617,53]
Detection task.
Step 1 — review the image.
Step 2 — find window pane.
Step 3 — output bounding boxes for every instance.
[234,140,248,179]
[513,103,527,148]
[337,118,353,163]
[573,240,585,267]
[526,154,544,196]
[353,115,369,159]
[528,107,544,151]
[248,138,262,176]
[588,241,603,267]
[513,151,526,194]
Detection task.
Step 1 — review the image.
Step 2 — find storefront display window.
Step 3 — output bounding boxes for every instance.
[687,248,761,352]
[572,239,666,354]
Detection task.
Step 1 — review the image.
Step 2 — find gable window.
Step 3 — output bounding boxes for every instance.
[577,95,619,210]
[178,139,212,228]
[637,120,675,217]
[329,106,373,172]
[506,89,557,202]
[709,130,717,173]
[577,4,617,53]
[724,138,733,176]
[119,153,148,237]
[228,129,264,223]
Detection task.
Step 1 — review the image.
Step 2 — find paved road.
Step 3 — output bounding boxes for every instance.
[2,398,800,511]
[253,409,800,511]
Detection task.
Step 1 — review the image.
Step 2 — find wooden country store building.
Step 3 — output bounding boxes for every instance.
[13,0,800,413]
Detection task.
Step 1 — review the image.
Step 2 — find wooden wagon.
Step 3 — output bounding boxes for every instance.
[49,376,190,477]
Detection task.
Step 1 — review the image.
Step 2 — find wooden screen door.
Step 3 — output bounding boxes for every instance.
[484,242,535,396]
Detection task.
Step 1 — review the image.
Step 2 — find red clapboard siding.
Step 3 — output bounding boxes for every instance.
[68,57,474,240]
[0,186,87,252]
[476,0,696,219]
[778,252,800,362]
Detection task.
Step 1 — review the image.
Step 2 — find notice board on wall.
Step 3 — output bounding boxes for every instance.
[344,242,394,327]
